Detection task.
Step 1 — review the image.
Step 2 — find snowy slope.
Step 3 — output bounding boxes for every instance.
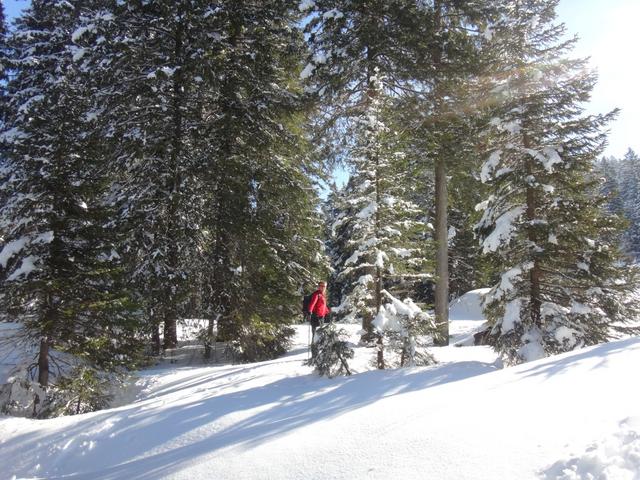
[449,288,489,344]
[2,324,640,480]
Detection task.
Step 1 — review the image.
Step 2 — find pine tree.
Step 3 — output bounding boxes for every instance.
[304,2,430,354]
[405,0,499,345]
[0,0,7,123]
[596,157,624,216]
[0,0,8,239]
[306,322,354,378]
[475,0,639,364]
[190,1,327,353]
[75,0,229,350]
[326,74,428,368]
[76,1,326,358]
[0,0,140,395]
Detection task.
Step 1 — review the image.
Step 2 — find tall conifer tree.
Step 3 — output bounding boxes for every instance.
[327,74,428,367]
[0,0,140,390]
[475,0,640,363]
[303,1,428,349]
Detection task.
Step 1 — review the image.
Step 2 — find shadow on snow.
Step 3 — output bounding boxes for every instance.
[5,357,497,479]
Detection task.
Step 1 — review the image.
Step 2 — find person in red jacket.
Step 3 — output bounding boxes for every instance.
[308,280,331,337]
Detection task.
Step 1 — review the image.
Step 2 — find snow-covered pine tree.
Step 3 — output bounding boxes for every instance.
[0,0,6,124]
[373,290,436,368]
[327,74,428,369]
[304,2,430,359]
[0,1,141,396]
[0,0,7,230]
[74,0,226,350]
[78,1,326,358]
[475,0,640,364]
[191,1,327,354]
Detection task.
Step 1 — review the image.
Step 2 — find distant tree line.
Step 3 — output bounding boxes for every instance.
[598,149,640,260]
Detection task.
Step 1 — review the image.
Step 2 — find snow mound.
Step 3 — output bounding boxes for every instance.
[542,417,640,479]
[449,288,490,321]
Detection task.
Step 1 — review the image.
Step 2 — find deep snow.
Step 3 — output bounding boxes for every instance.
[1,291,639,480]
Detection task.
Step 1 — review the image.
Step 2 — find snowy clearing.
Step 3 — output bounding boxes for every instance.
[1,291,639,480]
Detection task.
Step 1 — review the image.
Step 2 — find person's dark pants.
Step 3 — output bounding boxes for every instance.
[310,313,327,339]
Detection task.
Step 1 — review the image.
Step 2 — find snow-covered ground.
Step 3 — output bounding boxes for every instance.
[1,291,639,480]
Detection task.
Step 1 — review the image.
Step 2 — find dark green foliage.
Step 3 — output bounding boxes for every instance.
[228,318,295,363]
[0,0,144,391]
[43,366,114,417]
[306,322,354,378]
[76,0,328,356]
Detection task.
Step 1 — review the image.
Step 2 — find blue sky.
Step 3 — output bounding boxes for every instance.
[3,0,638,158]
[556,0,640,158]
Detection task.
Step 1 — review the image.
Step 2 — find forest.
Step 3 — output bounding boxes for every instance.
[1,0,639,417]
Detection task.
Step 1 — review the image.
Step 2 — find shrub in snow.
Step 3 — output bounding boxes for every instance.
[43,367,115,417]
[306,322,354,378]
[373,291,436,368]
[0,368,46,417]
[228,317,295,363]
[0,362,127,418]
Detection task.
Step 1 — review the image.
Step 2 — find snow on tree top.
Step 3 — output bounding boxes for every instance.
[482,206,526,253]
[299,0,315,12]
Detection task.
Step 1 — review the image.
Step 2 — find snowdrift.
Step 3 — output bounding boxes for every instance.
[1,326,640,480]
[449,288,490,321]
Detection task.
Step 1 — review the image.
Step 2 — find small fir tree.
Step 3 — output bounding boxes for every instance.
[306,322,354,378]
[373,290,436,368]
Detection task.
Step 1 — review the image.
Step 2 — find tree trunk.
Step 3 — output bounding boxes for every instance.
[204,316,216,360]
[524,134,542,327]
[375,145,384,369]
[163,309,178,350]
[432,0,449,346]
[163,6,185,350]
[151,323,161,355]
[37,338,49,387]
[211,8,243,343]
[434,154,449,345]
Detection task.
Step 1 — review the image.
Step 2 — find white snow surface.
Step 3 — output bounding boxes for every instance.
[449,288,490,321]
[2,309,640,479]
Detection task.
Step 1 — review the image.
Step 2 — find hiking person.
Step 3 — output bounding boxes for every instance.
[308,280,331,338]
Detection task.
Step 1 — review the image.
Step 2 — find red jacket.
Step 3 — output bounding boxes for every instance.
[308,290,330,317]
